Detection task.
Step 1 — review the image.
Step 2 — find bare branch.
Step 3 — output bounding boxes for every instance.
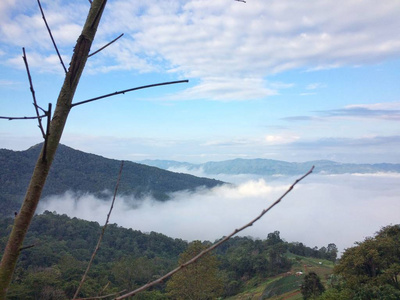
[73,161,124,299]
[37,0,67,73]
[88,33,124,57]
[70,80,189,107]
[235,0,246,2]
[18,244,35,252]
[22,47,46,138]
[0,115,47,120]
[116,166,314,300]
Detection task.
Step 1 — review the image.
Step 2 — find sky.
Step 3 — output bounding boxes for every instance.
[1,0,400,164]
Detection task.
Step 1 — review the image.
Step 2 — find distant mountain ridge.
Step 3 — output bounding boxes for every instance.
[140,158,400,176]
[0,144,224,217]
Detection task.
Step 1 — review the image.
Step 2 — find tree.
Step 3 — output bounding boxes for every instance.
[300,271,325,299]
[0,1,186,297]
[332,224,400,299]
[166,241,223,300]
[326,243,338,262]
[0,1,108,296]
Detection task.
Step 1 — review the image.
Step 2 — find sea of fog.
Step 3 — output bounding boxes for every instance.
[37,171,400,255]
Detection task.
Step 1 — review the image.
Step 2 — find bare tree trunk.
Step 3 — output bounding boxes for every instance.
[0,1,107,297]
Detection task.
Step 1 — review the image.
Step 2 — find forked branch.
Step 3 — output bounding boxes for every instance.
[116,166,314,299]
[22,47,46,138]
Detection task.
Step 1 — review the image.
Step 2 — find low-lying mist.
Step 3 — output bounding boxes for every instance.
[37,172,400,255]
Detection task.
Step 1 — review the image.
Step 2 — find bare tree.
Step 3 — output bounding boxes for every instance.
[0,1,108,296]
[0,1,188,297]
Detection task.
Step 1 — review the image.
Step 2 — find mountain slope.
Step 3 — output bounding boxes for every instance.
[0,144,224,217]
[140,158,400,175]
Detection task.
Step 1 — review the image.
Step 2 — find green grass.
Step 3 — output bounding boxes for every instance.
[226,254,335,300]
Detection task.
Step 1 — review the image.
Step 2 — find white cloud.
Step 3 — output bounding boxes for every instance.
[37,173,400,254]
[3,0,400,100]
[265,134,300,145]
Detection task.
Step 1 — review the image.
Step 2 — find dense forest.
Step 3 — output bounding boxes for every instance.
[0,144,224,218]
[0,212,337,299]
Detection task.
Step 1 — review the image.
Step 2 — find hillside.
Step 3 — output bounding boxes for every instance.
[0,213,336,299]
[228,254,335,300]
[0,144,224,217]
[140,158,400,175]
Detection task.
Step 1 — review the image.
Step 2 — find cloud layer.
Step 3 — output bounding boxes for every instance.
[2,0,400,99]
[38,173,400,254]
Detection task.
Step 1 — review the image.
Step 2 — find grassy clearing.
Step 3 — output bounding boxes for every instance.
[227,254,335,300]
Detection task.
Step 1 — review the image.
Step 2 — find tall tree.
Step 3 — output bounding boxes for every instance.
[166,241,223,300]
[333,224,400,298]
[300,271,325,299]
[0,1,108,297]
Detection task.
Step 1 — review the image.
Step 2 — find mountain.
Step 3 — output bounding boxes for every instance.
[140,158,400,176]
[0,144,224,217]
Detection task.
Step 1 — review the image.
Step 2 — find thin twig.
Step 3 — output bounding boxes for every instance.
[73,161,125,299]
[88,33,124,57]
[116,166,314,300]
[22,48,46,138]
[70,80,189,107]
[37,0,67,73]
[19,244,35,252]
[0,115,47,120]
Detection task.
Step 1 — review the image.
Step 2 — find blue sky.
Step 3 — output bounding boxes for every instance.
[1,0,400,163]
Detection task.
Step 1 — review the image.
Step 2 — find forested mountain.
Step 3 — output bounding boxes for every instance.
[0,144,224,217]
[0,212,337,299]
[140,158,400,175]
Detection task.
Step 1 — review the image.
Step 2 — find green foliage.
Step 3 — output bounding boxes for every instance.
[301,271,325,299]
[319,224,400,300]
[0,144,224,217]
[334,225,400,289]
[288,242,338,262]
[1,212,186,298]
[0,212,341,299]
[167,241,223,300]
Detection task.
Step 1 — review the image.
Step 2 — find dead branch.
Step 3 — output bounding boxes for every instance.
[0,1,108,297]
[22,47,46,138]
[73,161,124,299]
[70,80,189,107]
[88,33,124,57]
[115,166,314,299]
[37,0,67,73]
